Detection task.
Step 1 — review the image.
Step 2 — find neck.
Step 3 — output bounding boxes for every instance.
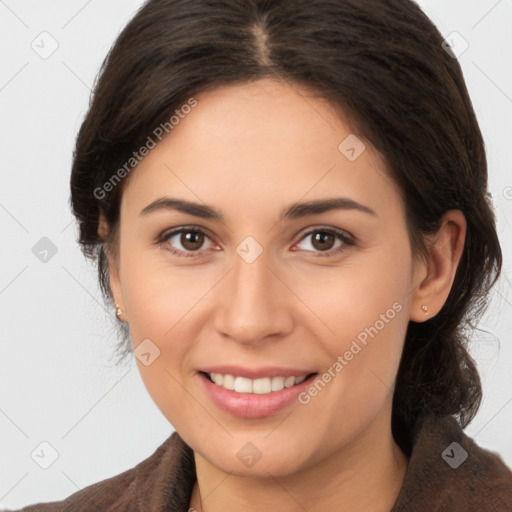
[189,403,408,512]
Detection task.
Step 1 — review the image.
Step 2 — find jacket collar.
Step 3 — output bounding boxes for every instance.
[135,414,512,511]
[391,414,512,511]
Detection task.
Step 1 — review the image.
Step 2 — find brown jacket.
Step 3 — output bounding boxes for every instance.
[8,415,512,511]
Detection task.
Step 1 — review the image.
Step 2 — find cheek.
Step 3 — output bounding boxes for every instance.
[309,249,411,348]
[120,245,213,342]
[121,258,203,429]
[119,249,203,401]
[297,281,409,448]
[303,245,412,401]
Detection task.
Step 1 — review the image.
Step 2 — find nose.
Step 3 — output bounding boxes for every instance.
[213,246,294,345]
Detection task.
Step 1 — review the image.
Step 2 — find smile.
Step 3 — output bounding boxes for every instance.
[198,369,318,418]
[206,372,309,394]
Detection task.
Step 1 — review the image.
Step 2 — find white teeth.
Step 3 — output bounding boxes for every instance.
[234,376,252,393]
[253,378,272,394]
[284,376,295,388]
[208,373,309,394]
[223,374,235,390]
[271,376,284,391]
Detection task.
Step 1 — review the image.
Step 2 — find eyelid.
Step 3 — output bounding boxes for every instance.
[292,225,356,256]
[156,225,216,257]
[157,224,356,257]
[296,225,355,243]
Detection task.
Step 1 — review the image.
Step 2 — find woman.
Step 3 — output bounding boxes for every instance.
[13,0,512,510]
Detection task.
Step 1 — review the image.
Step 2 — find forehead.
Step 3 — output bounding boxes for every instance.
[121,78,402,223]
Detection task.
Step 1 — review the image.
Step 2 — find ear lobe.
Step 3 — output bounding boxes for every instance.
[409,210,466,322]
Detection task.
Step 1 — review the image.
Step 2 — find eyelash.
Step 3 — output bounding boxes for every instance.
[157,225,356,258]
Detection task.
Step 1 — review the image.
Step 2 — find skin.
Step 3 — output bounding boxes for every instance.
[104,78,466,511]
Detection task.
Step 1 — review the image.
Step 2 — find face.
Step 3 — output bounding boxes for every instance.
[109,78,425,477]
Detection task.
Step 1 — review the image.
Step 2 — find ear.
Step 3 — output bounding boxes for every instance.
[409,210,466,322]
[98,213,124,316]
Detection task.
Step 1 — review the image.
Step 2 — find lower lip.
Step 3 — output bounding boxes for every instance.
[199,372,316,418]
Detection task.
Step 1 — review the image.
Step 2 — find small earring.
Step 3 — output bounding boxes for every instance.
[421,305,429,315]
[115,304,123,320]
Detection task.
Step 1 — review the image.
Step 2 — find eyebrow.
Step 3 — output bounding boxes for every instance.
[140,196,377,221]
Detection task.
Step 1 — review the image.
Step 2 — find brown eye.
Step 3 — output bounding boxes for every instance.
[310,232,336,251]
[294,227,354,257]
[161,227,214,256]
[180,230,205,251]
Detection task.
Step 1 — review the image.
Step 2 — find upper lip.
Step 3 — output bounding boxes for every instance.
[199,366,317,380]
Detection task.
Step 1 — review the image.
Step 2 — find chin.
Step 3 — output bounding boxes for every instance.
[194,435,314,479]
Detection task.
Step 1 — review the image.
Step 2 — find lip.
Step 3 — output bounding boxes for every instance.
[197,369,317,418]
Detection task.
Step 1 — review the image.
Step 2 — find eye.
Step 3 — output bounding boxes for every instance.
[157,225,355,258]
[159,226,216,257]
[293,227,355,256]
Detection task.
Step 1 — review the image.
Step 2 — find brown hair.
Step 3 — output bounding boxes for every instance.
[69,0,502,455]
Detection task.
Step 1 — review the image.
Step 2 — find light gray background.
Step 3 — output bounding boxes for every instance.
[1,0,511,508]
